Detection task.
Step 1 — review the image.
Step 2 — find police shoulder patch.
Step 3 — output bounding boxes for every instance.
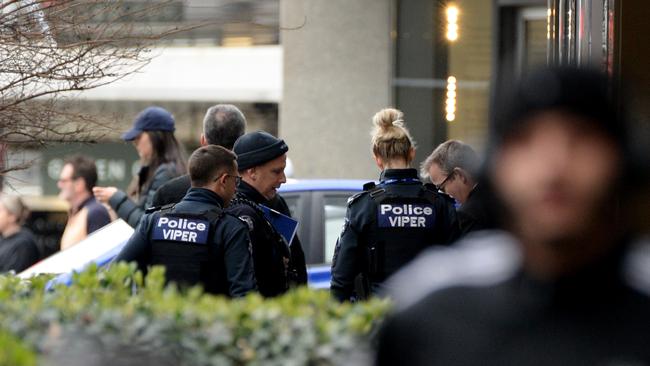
[238,215,255,231]
[347,191,368,207]
[363,181,376,191]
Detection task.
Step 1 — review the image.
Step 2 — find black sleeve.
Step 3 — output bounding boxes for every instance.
[114,215,152,273]
[439,197,461,245]
[151,183,168,208]
[288,235,308,285]
[457,210,480,236]
[3,234,40,272]
[152,175,191,207]
[273,195,307,285]
[219,218,256,297]
[110,166,178,228]
[108,190,144,228]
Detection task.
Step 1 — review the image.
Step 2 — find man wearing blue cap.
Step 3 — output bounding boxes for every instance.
[226,131,307,297]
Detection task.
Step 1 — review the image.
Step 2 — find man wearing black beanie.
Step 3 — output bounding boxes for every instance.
[227,131,307,296]
[375,67,650,365]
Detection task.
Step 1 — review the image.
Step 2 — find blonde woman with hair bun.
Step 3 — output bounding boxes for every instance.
[0,194,40,272]
[330,108,460,302]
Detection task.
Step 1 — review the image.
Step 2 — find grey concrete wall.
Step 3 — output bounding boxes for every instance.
[279,0,392,179]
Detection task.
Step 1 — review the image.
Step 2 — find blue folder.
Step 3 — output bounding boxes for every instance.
[260,204,299,245]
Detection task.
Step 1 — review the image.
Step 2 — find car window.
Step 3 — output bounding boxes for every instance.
[282,194,301,218]
[323,195,349,264]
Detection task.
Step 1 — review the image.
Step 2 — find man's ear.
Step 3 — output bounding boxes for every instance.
[454,167,469,184]
[73,179,85,193]
[199,134,207,147]
[247,167,257,181]
[219,172,229,185]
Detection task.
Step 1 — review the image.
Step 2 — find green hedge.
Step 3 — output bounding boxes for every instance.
[0,263,390,365]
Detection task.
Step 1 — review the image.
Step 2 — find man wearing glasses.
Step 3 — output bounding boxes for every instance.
[227,131,307,297]
[421,140,495,235]
[115,145,256,297]
[58,155,111,251]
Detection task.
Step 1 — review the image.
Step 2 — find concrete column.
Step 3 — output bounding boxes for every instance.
[279,0,392,179]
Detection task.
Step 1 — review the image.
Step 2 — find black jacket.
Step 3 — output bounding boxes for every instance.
[114,188,256,297]
[330,168,460,302]
[376,232,650,365]
[0,228,39,272]
[109,163,180,228]
[226,181,308,296]
[457,183,498,236]
[151,174,191,208]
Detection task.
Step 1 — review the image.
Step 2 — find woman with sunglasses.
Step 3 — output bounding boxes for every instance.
[330,108,460,302]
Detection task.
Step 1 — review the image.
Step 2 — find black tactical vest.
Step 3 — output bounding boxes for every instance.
[149,207,227,294]
[365,183,441,282]
[228,196,291,297]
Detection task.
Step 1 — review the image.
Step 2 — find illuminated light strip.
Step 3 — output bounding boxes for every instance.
[446,76,457,122]
[446,5,459,41]
[547,8,551,40]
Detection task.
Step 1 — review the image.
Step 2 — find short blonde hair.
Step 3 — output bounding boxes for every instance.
[0,194,30,225]
[371,108,415,163]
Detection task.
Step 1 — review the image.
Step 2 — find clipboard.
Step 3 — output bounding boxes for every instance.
[260,204,299,245]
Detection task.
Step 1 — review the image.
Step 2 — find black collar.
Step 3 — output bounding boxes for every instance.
[236,180,269,205]
[380,168,420,182]
[183,187,225,207]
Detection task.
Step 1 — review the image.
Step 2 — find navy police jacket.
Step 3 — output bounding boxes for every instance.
[330,168,460,302]
[114,187,256,297]
[226,181,306,297]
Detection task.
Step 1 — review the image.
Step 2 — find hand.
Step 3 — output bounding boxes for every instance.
[93,186,118,204]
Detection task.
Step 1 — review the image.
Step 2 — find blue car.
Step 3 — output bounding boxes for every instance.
[279,179,366,289]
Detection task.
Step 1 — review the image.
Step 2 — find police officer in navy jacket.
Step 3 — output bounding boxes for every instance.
[330,108,459,302]
[227,131,307,297]
[115,145,256,297]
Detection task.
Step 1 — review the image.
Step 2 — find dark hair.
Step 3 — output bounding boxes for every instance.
[127,131,187,198]
[188,145,237,187]
[146,130,187,176]
[490,66,649,183]
[64,155,98,193]
[490,67,621,158]
[203,105,247,149]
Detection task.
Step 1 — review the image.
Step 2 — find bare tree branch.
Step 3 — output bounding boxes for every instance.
[0,0,203,175]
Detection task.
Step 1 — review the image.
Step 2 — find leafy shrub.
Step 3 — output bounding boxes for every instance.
[0,330,36,366]
[0,263,390,365]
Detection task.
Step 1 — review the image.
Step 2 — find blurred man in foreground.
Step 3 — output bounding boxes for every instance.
[376,67,650,365]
